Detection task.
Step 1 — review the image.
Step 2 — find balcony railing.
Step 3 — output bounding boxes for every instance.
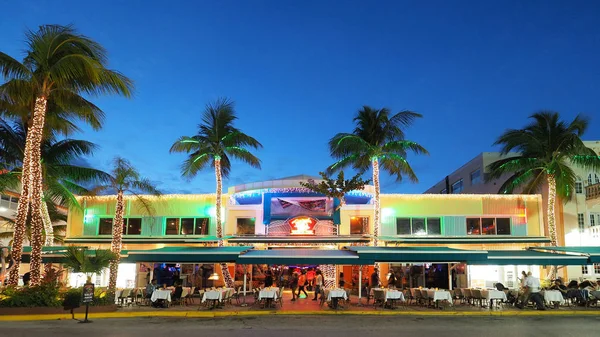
[586,183,600,200]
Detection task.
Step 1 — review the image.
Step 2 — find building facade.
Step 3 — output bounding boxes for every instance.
[61,175,555,291]
[424,141,600,280]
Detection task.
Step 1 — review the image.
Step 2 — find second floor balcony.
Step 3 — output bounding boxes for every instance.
[586,183,600,200]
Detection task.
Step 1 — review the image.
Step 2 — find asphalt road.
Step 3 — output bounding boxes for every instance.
[2,316,600,337]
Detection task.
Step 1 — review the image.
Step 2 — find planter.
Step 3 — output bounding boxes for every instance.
[0,304,118,316]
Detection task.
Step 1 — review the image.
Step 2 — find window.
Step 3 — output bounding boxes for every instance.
[578,213,585,232]
[426,218,442,235]
[181,218,195,235]
[396,218,411,235]
[194,218,209,235]
[123,218,142,235]
[589,173,599,185]
[165,218,180,235]
[595,263,600,274]
[396,217,442,235]
[582,265,588,274]
[451,179,464,194]
[236,218,255,235]
[0,194,9,202]
[575,182,583,194]
[98,218,113,235]
[467,217,511,235]
[591,214,596,227]
[470,169,482,185]
[350,217,369,235]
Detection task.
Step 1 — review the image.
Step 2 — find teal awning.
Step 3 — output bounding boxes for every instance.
[379,236,551,244]
[346,246,488,263]
[123,246,252,263]
[528,246,600,263]
[236,249,371,265]
[473,250,590,266]
[64,236,228,244]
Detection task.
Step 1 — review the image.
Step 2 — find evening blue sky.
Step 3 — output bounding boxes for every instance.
[1,0,600,194]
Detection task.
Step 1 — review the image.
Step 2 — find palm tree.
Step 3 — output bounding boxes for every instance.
[487,111,600,249]
[91,157,160,294]
[62,246,117,283]
[0,202,67,246]
[328,106,428,246]
[0,24,133,286]
[170,98,262,287]
[299,171,371,217]
[0,119,110,246]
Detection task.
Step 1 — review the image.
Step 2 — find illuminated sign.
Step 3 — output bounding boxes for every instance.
[289,216,317,235]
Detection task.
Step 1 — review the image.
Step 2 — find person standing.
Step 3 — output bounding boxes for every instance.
[370,268,380,289]
[313,270,323,301]
[289,271,299,301]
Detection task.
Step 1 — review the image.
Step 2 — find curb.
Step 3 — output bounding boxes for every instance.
[1,309,599,321]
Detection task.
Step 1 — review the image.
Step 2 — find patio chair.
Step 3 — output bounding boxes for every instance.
[273,287,284,308]
[230,287,242,305]
[372,289,385,309]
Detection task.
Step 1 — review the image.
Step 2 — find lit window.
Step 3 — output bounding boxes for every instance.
[467,217,511,235]
[194,218,209,235]
[470,169,482,185]
[236,218,255,235]
[98,218,113,235]
[350,217,369,235]
[165,218,180,235]
[578,213,585,232]
[452,179,464,194]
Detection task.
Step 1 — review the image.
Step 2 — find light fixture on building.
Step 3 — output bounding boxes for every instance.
[208,272,220,281]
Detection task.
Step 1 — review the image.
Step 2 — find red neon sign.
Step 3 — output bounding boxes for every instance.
[289,216,317,235]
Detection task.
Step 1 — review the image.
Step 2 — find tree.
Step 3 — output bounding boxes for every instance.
[170,98,262,287]
[91,157,160,294]
[487,111,600,249]
[0,24,133,286]
[62,246,117,283]
[327,106,428,246]
[0,119,110,246]
[299,171,371,217]
[0,202,67,246]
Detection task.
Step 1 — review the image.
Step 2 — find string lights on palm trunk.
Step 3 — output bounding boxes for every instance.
[108,190,125,293]
[215,159,234,288]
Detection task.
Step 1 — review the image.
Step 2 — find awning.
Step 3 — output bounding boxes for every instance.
[19,246,125,264]
[528,246,600,263]
[346,246,488,263]
[236,249,371,265]
[473,250,590,266]
[123,246,252,263]
[227,235,371,244]
[64,236,228,244]
[379,236,551,244]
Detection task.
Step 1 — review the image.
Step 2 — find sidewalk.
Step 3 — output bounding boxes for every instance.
[1,290,599,321]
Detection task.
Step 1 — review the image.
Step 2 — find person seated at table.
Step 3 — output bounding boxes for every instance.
[339,280,346,289]
[145,279,158,299]
[549,279,568,297]
[264,271,274,287]
[172,282,183,302]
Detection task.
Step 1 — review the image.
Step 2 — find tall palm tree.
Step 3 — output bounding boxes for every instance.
[487,111,600,249]
[328,106,428,246]
[91,157,160,293]
[0,24,133,286]
[170,98,262,287]
[0,119,109,246]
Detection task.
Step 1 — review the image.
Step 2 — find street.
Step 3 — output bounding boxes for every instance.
[2,316,600,337]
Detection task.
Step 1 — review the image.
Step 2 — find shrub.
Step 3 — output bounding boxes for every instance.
[0,284,62,308]
[61,287,114,308]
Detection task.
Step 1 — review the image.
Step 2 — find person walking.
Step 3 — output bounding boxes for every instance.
[313,270,323,301]
[297,270,308,298]
[290,271,299,301]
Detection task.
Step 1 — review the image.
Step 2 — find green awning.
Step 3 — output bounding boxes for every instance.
[472,250,590,265]
[123,246,252,263]
[64,236,228,244]
[379,236,551,244]
[346,246,488,263]
[236,249,371,265]
[528,246,600,263]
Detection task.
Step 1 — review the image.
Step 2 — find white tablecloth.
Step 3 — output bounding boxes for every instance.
[151,290,172,302]
[544,290,565,304]
[259,287,279,300]
[427,290,453,302]
[202,289,224,303]
[371,288,404,301]
[481,289,507,301]
[326,289,348,302]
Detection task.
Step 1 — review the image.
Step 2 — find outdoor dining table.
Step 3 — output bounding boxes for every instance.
[151,289,172,303]
[480,289,507,308]
[325,288,348,309]
[258,287,279,308]
[370,288,405,309]
[202,288,229,309]
[426,289,453,307]
[543,290,565,307]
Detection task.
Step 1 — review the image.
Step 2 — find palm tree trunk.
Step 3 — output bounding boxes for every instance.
[41,192,54,247]
[9,96,47,286]
[372,157,381,247]
[546,174,558,279]
[108,190,124,293]
[214,158,233,288]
